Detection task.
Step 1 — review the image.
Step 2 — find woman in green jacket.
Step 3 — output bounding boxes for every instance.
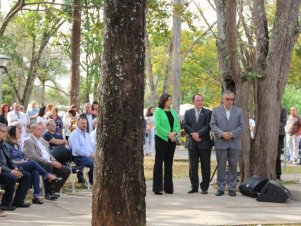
[153,93,180,195]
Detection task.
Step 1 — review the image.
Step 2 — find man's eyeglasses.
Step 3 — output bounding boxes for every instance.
[224,98,234,101]
[0,130,7,133]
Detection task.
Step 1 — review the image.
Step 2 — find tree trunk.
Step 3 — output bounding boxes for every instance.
[214,0,301,180]
[163,40,172,93]
[252,0,301,178]
[145,32,156,107]
[70,0,81,109]
[41,81,46,106]
[214,0,251,181]
[171,0,182,113]
[92,0,146,225]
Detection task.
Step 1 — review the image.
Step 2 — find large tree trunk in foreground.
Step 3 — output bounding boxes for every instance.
[92,0,146,225]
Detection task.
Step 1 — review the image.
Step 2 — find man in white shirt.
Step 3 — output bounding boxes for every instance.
[69,116,94,185]
[7,103,29,144]
[23,123,71,200]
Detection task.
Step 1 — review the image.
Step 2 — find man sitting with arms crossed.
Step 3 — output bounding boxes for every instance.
[43,119,69,149]
[23,123,71,200]
[69,116,94,185]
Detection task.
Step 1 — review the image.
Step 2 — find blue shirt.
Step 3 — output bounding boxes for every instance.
[43,131,64,149]
[68,128,94,157]
[7,143,23,162]
[26,108,39,124]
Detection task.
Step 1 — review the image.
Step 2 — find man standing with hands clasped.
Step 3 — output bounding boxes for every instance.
[210,90,244,197]
[184,94,212,194]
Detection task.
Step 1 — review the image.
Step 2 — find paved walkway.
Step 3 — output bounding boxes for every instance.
[0,147,300,225]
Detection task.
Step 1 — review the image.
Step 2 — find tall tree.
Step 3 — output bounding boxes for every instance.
[70,0,81,109]
[214,0,301,180]
[172,0,182,113]
[92,0,146,225]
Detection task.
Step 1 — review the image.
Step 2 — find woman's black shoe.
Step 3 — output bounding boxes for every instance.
[32,197,44,204]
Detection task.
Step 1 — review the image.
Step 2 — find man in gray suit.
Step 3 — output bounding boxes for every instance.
[210,90,244,197]
[23,123,71,200]
[184,94,212,194]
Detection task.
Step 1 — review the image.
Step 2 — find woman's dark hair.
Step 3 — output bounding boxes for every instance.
[1,103,10,114]
[7,125,17,145]
[146,106,154,116]
[38,106,46,117]
[92,101,99,111]
[158,93,171,109]
[68,109,76,117]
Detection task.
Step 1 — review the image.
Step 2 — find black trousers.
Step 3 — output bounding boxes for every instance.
[188,147,211,191]
[153,136,176,193]
[40,162,71,194]
[0,170,31,206]
[276,135,285,178]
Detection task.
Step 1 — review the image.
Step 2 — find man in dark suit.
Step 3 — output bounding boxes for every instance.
[81,103,97,134]
[210,90,244,197]
[184,94,212,194]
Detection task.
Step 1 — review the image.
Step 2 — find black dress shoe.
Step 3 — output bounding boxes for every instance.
[45,194,58,200]
[154,191,163,195]
[201,190,208,194]
[0,205,16,211]
[187,189,198,194]
[215,190,224,196]
[32,197,44,204]
[14,202,31,208]
[229,190,236,197]
[165,191,173,194]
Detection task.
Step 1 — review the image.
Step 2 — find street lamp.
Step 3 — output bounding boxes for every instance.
[0,54,11,106]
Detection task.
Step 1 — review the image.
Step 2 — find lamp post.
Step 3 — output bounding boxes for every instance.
[0,54,11,106]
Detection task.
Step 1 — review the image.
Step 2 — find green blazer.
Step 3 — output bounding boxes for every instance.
[154,107,180,142]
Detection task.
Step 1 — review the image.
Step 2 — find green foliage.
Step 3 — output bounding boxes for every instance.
[282,85,301,111]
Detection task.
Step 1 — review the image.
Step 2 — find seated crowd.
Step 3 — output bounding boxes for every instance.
[0,101,98,217]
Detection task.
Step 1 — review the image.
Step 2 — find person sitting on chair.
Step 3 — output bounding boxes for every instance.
[23,123,71,200]
[6,124,58,204]
[0,123,31,210]
[68,116,94,185]
[43,119,69,148]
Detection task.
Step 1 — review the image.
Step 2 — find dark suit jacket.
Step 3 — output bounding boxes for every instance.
[184,108,212,149]
[81,113,96,133]
[0,142,16,172]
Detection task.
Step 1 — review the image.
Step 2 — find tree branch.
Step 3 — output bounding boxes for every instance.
[0,0,25,37]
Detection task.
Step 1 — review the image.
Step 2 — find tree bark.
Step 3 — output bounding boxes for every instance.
[70,0,81,109]
[252,0,301,178]
[92,0,146,225]
[163,40,172,93]
[172,0,182,113]
[214,0,301,180]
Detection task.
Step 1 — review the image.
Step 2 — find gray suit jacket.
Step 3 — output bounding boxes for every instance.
[23,134,56,165]
[210,104,244,150]
[184,107,212,149]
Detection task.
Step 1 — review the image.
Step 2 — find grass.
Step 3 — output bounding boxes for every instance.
[143,156,217,180]
[143,156,301,181]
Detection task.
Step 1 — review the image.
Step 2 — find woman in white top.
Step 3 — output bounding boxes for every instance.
[37,106,47,130]
[63,107,78,140]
